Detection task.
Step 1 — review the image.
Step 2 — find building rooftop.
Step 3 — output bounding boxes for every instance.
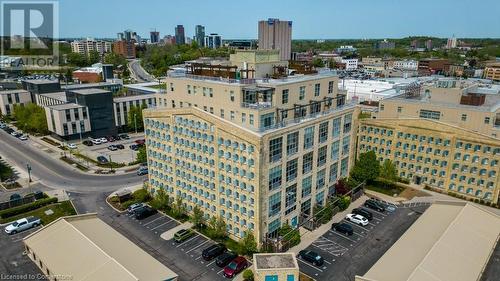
[22,79,59,85]
[113,93,156,102]
[358,201,500,281]
[124,82,162,94]
[70,88,111,95]
[254,253,298,270]
[62,81,120,90]
[48,103,83,110]
[0,89,28,95]
[23,214,178,281]
[39,91,67,102]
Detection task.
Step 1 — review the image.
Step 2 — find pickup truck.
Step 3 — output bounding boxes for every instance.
[4,216,41,234]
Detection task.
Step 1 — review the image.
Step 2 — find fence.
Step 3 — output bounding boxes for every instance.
[0,194,35,211]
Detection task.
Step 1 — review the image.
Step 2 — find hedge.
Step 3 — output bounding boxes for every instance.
[0,197,58,219]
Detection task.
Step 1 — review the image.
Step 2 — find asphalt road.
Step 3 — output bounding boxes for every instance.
[0,130,145,192]
[128,59,154,82]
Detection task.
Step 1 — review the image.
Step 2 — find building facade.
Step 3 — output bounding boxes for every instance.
[392,60,418,71]
[484,62,500,81]
[144,60,357,244]
[253,253,299,281]
[70,39,112,56]
[258,18,292,61]
[113,40,136,59]
[175,25,185,45]
[150,31,160,44]
[195,25,205,47]
[204,33,222,49]
[0,89,31,116]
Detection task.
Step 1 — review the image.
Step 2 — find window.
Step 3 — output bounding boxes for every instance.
[286,132,299,156]
[249,114,254,125]
[340,157,349,177]
[328,81,334,94]
[269,137,283,162]
[342,135,350,155]
[230,111,235,121]
[299,86,305,100]
[285,184,297,209]
[316,191,325,206]
[304,126,315,149]
[484,117,490,124]
[461,114,467,121]
[242,113,246,123]
[316,169,326,189]
[314,83,320,96]
[317,146,327,166]
[419,109,441,120]
[286,158,298,181]
[343,113,352,133]
[268,166,282,190]
[268,192,281,217]
[302,152,313,174]
[302,176,312,197]
[319,121,329,143]
[282,89,289,104]
[380,104,385,111]
[331,140,340,160]
[220,109,224,118]
[397,106,402,113]
[329,163,338,182]
[332,117,341,138]
[230,91,235,102]
[268,218,280,233]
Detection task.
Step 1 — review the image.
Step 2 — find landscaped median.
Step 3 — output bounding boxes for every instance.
[0,197,77,225]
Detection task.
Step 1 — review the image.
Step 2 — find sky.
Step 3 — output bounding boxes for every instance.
[57,0,500,39]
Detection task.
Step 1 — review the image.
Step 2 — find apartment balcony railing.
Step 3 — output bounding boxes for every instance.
[241,101,273,110]
[168,72,256,84]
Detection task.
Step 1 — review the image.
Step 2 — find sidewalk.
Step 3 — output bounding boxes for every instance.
[289,195,369,254]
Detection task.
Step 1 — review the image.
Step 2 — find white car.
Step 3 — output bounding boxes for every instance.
[67,143,77,149]
[127,203,145,214]
[345,214,369,226]
[4,216,41,234]
[19,135,28,141]
[99,137,108,143]
[91,138,101,145]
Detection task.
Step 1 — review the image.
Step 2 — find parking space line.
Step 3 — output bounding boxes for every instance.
[370,210,387,216]
[323,260,332,265]
[313,236,348,250]
[217,269,224,275]
[176,235,200,248]
[371,216,382,221]
[351,232,365,238]
[206,260,216,267]
[328,230,358,243]
[297,258,324,272]
[150,220,175,231]
[142,216,166,226]
[185,240,210,254]
[344,220,370,231]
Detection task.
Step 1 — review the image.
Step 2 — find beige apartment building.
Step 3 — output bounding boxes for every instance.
[0,89,31,116]
[258,18,292,61]
[484,62,500,81]
[45,103,91,137]
[358,79,500,204]
[144,50,357,244]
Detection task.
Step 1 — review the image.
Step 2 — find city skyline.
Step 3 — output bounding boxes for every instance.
[57,0,500,39]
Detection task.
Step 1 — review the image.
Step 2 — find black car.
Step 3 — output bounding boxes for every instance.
[216,251,238,267]
[97,156,109,164]
[202,243,226,261]
[130,144,139,151]
[298,250,324,266]
[332,222,354,235]
[352,207,373,220]
[82,140,93,146]
[116,144,125,149]
[364,199,385,212]
[134,206,157,220]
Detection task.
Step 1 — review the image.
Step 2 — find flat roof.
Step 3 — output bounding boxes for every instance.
[113,93,156,102]
[358,201,500,281]
[23,214,178,281]
[0,89,28,95]
[254,253,298,270]
[39,91,67,102]
[70,88,111,95]
[48,103,83,110]
[22,79,59,84]
[62,81,120,90]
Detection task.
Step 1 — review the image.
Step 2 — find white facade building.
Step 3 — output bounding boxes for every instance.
[341,58,358,71]
[71,39,112,56]
[392,60,418,71]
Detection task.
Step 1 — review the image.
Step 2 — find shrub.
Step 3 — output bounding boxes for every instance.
[132,189,150,202]
[242,269,254,281]
[337,195,351,211]
[0,197,58,218]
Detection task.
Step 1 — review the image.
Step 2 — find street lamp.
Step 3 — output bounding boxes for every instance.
[26,163,32,195]
[134,113,137,134]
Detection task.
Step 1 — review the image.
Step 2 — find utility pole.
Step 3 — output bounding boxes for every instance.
[26,163,32,194]
[134,113,137,134]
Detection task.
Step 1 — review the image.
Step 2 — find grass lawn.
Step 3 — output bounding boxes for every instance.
[0,201,77,225]
[365,182,405,197]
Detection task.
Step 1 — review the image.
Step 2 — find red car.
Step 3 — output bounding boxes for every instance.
[135,139,145,145]
[223,256,247,278]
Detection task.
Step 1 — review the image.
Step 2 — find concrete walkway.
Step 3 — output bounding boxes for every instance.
[160,221,193,240]
[364,189,406,204]
[289,195,369,254]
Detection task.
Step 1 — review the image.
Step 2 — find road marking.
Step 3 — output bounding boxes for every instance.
[297,258,324,272]
[142,216,164,226]
[344,220,370,231]
[176,235,199,248]
[323,260,332,265]
[328,230,358,243]
[370,209,387,216]
[217,269,224,275]
[150,220,175,231]
[185,240,210,254]
[351,232,365,238]
[206,260,216,267]
[195,256,202,260]
[371,217,382,221]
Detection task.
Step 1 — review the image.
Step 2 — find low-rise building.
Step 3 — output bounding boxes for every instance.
[418,58,450,75]
[70,39,112,56]
[114,93,156,128]
[113,40,136,59]
[392,59,418,71]
[355,201,500,281]
[23,214,178,281]
[0,89,31,116]
[253,253,299,281]
[484,62,500,81]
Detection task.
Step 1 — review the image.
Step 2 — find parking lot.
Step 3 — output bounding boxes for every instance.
[103,205,247,281]
[298,200,430,281]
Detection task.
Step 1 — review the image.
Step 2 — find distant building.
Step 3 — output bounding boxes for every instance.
[163,35,176,45]
[425,39,433,50]
[71,39,112,56]
[336,57,358,71]
[124,29,133,42]
[258,18,292,61]
[393,60,418,71]
[113,40,136,59]
[72,63,114,83]
[291,51,313,62]
[0,89,31,116]
[204,33,222,49]
[175,25,185,45]
[150,31,160,44]
[375,39,395,50]
[337,45,357,53]
[226,40,255,49]
[484,62,500,81]
[117,32,124,41]
[195,25,205,47]
[418,58,450,75]
[446,36,457,49]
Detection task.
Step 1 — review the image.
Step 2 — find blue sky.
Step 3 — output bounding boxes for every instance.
[58,0,500,39]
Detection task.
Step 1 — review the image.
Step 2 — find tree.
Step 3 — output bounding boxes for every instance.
[334,178,351,195]
[242,269,254,281]
[66,52,88,67]
[313,201,334,224]
[239,230,258,255]
[350,151,380,184]
[328,59,336,69]
[150,188,170,211]
[279,223,300,248]
[127,103,146,132]
[190,205,204,229]
[312,58,325,67]
[208,215,227,240]
[136,146,147,163]
[12,103,48,135]
[379,159,398,187]
[88,51,101,65]
[337,195,351,211]
[172,196,186,218]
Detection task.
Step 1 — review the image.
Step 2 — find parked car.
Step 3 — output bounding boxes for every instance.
[4,216,41,234]
[116,144,125,150]
[223,256,248,278]
[91,138,101,145]
[134,206,157,220]
[82,140,93,146]
[364,199,386,212]
[99,137,108,143]
[298,250,324,266]
[106,136,116,142]
[345,214,369,226]
[352,208,373,220]
[9,193,22,201]
[127,203,145,214]
[11,131,21,137]
[373,198,397,212]
[332,222,354,235]
[108,145,118,151]
[173,229,195,243]
[216,251,238,267]
[18,135,28,141]
[129,144,139,151]
[97,156,109,164]
[202,243,226,261]
[118,133,130,140]
[135,139,145,145]
[137,166,148,176]
[67,143,77,149]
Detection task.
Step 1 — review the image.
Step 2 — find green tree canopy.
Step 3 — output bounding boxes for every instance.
[127,104,146,132]
[190,205,205,229]
[136,146,147,163]
[350,151,380,184]
[380,159,398,185]
[239,230,258,255]
[13,103,48,135]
